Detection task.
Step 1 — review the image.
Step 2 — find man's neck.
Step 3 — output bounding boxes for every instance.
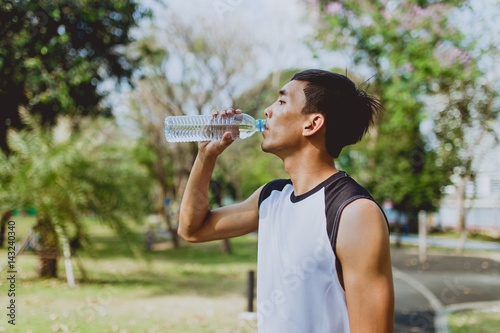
[283,150,338,196]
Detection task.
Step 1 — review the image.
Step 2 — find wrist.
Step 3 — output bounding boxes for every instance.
[197,150,218,166]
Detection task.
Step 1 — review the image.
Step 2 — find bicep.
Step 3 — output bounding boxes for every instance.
[336,199,394,333]
[186,185,263,242]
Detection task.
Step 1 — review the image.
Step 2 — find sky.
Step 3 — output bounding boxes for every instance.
[143,0,348,81]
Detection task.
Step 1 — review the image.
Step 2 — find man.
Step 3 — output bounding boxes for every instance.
[178,69,394,332]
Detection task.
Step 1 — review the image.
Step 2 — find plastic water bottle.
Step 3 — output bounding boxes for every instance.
[165,113,266,142]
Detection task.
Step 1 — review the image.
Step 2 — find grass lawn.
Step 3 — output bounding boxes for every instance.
[0,215,258,333]
[449,309,500,333]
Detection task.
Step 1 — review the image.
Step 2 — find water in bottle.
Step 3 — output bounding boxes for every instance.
[165,113,266,142]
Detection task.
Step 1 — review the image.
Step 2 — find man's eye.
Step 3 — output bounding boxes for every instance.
[278,100,285,105]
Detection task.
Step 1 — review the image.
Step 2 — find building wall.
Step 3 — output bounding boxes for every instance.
[436,141,500,231]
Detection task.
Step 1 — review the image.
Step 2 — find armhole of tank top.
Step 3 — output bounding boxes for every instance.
[329,195,372,255]
[328,195,375,290]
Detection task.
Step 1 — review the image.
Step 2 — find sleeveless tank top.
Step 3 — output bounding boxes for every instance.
[256,171,387,332]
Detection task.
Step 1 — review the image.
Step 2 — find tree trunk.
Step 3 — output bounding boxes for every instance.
[38,248,59,278]
[395,220,402,248]
[154,144,180,248]
[35,216,59,278]
[456,175,467,254]
[418,211,427,264]
[164,205,179,248]
[210,180,232,254]
[0,211,13,247]
[222,239,232,254]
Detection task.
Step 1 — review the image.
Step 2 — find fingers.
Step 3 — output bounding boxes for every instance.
[209,107,243,143]
[198,131,233,155]
[211,108,242,117]
[199,108,241,157]
[210,131,234,156]
[221,131,234,144]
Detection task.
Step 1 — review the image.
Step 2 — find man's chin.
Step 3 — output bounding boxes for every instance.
[261,142,271,153]
[261,138,281,155]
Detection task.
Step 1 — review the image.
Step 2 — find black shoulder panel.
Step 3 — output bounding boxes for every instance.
[258,179,291,208]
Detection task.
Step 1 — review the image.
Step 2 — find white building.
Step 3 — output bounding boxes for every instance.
[437,139,500,232]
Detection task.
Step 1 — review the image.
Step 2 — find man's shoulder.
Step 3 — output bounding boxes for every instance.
[336,198,391,261]
[324,173,389,253]
[325,172,370,194]
[323,172,374,209]
[339,198,389,243]
[342,198,383,217]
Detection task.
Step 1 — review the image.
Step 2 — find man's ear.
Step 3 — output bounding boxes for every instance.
[303,114,325,137]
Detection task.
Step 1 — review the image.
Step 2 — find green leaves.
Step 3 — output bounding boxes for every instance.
[1,0,149,151]
[0,110,151,255]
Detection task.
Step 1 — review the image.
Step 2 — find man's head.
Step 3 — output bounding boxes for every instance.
[290,69,382,158]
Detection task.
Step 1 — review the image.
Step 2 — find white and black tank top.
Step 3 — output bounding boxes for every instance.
[256,171,387,333]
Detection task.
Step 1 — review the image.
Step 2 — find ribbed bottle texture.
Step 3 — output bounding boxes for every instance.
[165,114,266,143]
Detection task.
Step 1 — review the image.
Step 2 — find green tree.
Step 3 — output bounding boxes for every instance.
[430,4,500,250]
[437,77,499,252]
[0,0,148,152]
[127,14,257,251]
[311,0,470,227]
[0,109,151,279]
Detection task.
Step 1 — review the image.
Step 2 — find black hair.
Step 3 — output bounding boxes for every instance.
[291,69,382,158]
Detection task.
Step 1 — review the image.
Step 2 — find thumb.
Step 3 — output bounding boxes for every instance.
[216,132,234,154]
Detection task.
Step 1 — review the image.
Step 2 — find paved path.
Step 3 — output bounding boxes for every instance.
[392,248,500,332]
[390,234,500,251]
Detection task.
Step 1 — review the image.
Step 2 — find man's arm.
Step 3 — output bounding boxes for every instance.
[336,199,395,333]
[177,109,261,243]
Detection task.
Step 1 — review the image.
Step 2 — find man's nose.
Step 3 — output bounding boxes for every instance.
[264,106,272,118]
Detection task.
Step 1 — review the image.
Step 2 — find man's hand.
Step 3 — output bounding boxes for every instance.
[198,108,242,158]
